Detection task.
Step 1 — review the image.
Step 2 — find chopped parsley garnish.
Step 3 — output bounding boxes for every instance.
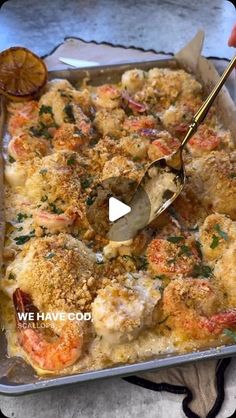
[192,264,213,278]
[179,244,191,256]
[195,240,202,259]
[67,156,76,166]
[41,195,48,202]
[214,224,228,241]
[154,274,168,280]
[8,155,15,163]
[132,156,141,162]
[223,328,236,342]
[44,252,56,259]
[64,104,75,123]
[210,234,220,249]
[167,236,184,244]
[39,168,48,175]
[122,254,148,270]
[81,177,92,190]
[86,196,94,206]
[229,172,236,179]
[179,245,192,256]
[48,202,64,214]
[14,230,35,245]
[16,213,28,223]
[8,272,16,280]
[136,255,148,270]
[39,105,53,116]
[29,123,52,140]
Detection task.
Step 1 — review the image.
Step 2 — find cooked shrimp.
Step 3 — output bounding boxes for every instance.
[163,278,236,340]
[160,105,192,136]
[53,122,92,151]
[147,130,180,160]
[147,237,200,277]
[93,84,121,110]
[33,211,76,232]
[7,101,39,136]
[187,125,222,156]
[121,69,146,93]
[8,133,49,162]
[24,152,86,232]
[123,115,157,133]
[92,276,161,344]
[13,288,83,371]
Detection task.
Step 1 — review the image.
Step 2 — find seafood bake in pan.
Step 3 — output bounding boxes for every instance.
[0,54,236,376]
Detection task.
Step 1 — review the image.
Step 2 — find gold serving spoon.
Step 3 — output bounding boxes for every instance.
[140,54,236,224]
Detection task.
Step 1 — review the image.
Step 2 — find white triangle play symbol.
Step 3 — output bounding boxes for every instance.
[109,197,131,222]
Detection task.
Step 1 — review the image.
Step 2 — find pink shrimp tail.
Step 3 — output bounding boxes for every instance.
[228,24,236,47]
[203,309,236,334]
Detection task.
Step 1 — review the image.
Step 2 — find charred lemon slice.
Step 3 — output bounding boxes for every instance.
[0,47,47,101]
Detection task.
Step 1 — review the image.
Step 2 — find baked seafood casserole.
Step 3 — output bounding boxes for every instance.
[1,66,236,376]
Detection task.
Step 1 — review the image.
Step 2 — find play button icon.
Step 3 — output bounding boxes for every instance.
[86,176,151,242]
[86,176,151,241]
[109,197,131,222]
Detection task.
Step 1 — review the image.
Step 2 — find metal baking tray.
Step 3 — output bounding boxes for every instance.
[0,58,235,396]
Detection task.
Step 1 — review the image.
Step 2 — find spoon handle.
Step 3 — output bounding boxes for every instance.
[181,55,236,148]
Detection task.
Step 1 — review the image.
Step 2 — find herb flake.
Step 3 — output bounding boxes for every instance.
[39,105,53,116]
[179,244,192,256]
[223,328,236,342]
[67,156,76,166]
[81,177,92,190]
[214,224,228,241]
[64,104,75,123]
[48,202,64,214]
[210,234,220,249]
[154,274,168,280]
[29,123,52,140]
[167,236,184,244]
[8,272,16,280]
[86,196,94,206]
[14,230,35,245]
[192,264,213,278]
[16,213,28,223]
[8,155,15,163]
